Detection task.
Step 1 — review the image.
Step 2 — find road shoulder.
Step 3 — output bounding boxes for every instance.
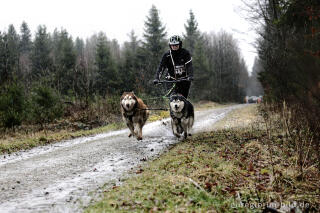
[85,104,319,212]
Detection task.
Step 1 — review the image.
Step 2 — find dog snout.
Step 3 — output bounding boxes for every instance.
[174,104,178,109]
[126,104,130,108]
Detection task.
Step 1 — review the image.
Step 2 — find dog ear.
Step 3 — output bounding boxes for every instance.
[120,91,129,100]
[130,91,138,100]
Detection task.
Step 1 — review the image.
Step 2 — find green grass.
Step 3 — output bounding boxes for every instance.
[86,129,319,212]
[0,101,221,154]
[148,111,170,122]
[0,122,125,154]
[0,109,171,154]
[85,105,320,212]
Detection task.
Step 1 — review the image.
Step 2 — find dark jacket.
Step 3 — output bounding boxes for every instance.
[155,48,193,80]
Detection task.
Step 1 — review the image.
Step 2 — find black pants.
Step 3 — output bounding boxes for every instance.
[174,81,191,99]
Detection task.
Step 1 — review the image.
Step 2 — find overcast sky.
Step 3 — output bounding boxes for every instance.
[1,0,257,72]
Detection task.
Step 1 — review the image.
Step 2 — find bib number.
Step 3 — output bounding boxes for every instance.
[174,65,186,75]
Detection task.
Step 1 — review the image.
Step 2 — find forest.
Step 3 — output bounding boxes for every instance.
[0,1,319,211]
[245,0,320,170]
[0,6,250,131]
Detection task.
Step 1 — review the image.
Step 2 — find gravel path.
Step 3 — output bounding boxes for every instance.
[0,104,245,213]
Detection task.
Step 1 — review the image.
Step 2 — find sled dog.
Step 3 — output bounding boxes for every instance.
[169,94,194,139]
[120,92,149,140]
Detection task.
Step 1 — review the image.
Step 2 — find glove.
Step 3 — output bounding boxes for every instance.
[166,75,174,80]
[187,76,194,81]
[153,79,159,85]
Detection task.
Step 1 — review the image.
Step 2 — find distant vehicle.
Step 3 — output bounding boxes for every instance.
[246,95,263,104]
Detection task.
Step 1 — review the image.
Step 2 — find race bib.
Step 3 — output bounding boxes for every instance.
[174,65,186,75]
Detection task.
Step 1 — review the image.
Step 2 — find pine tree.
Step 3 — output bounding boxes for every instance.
[0,82,26,128]
[82,35,99,99]
[52,29,76,95]
[19,21,32,53]
[183,10,200,55]
[75,37,84,57]
[191,35,211,100]
[31,85,63,129]
[74,37,87,102]
[31,25,52,80]
[0,32,8,85]
[141,5,167,93]
[119,31,141,92]
[6,25,20,81]
[19,21,32,84]
[95,32,118,96]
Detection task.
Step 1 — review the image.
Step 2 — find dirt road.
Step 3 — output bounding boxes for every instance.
[0,104,244,213]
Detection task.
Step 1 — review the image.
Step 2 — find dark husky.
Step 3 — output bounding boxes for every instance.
[169,94,194,139]
[120,92,149,140]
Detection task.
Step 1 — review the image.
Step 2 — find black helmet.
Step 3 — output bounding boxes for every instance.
[169,35,182,47]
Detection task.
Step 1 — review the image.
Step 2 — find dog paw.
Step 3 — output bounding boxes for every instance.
[184,133,188,139]
[188,133,192,136]
[174,133,180,138]
[137,136,143,140]
[128,133,133,137]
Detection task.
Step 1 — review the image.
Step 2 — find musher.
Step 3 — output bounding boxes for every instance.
[153,35,193,98]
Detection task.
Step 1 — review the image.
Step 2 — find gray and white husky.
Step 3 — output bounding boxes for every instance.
[169,94,194,139]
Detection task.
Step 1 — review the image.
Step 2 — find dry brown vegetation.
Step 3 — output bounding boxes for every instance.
[86,105,319,212]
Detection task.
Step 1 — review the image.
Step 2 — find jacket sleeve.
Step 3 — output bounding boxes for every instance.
[185,52,193,78]
[155,53,167,80]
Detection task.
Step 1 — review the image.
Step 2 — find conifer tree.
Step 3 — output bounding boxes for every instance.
[0,82,26,128]
[74,37,89,103]
[19,21,32,84]
[19,21,32,53]
[30,85,63,129]
[191,36,211,100]
[119,31,141,92]
[0,32,9,85]
[31,25,52,80]
[141,5,167,93]
[95,33,118,96]
[6,25,20,81]
[183,10,200,55]
[52,29,76,95]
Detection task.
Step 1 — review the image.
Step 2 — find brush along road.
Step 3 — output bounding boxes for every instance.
[0,104,245,213]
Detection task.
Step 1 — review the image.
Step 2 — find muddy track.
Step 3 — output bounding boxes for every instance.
[0,104,244,213]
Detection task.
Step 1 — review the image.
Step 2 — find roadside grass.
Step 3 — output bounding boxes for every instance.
[193,100,232,111]
[0,101,226,154]
[147,100,230,123]
[148,111,170,122]
[213,104,261,130]
[0,123,125,154]
[0,110,170,154]
[85,104,320,212]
